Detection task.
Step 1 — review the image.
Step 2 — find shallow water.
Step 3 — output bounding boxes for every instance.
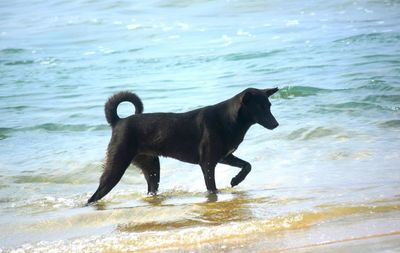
[1,0,400,252]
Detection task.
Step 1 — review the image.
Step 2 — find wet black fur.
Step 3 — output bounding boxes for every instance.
[87,88,279,204]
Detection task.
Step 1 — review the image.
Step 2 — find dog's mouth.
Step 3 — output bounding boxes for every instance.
[267,122,279,130]
[258,117,279,130]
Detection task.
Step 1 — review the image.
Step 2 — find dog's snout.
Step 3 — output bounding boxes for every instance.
[269,122,279,130]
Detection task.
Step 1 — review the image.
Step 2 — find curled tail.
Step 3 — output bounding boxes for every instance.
[105,91,143,127]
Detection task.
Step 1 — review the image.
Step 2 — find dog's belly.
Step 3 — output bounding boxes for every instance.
[141,145,200,164]
[131,120,241,166]
[165,151,199,164]
[130,112,202,164]
[138,135,200,164]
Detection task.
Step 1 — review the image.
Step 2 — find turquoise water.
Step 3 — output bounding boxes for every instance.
[1,0,400,252]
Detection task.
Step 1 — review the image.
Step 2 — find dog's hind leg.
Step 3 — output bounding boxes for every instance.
[133,155,160,195]
[219,154,251,187]
[87,144,135,204]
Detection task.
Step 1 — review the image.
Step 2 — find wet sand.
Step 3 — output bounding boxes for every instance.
[171,211,400,253]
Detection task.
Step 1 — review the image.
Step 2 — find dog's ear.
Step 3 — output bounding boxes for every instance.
[241,91,253,105]
[264,87,279,97]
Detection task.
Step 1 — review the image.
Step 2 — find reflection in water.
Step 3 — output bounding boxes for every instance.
[92,201,108,211]
[2,188,400,252]
[194,191,254,225]
[116,191,255,232]
[206,192,218,203]
[142,195,168,206]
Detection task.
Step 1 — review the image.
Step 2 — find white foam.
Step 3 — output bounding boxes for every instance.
[286,20,299,26]
[126,24,141,30]
[177,22,189,31]
[236,29,252,37]
[83,51,95,56]
[168,35,180,40]
[221,35,232,46]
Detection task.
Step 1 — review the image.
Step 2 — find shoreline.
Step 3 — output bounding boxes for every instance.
[185,212,400,253]
[273,232,400,253]
[3,209,400,252]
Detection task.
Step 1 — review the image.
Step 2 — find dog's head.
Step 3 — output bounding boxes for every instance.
[240,88,279,130]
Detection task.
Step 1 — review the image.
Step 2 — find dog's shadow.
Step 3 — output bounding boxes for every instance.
[192,191,254,225]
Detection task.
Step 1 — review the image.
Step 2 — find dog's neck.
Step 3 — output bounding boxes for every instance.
[218,97,254,147]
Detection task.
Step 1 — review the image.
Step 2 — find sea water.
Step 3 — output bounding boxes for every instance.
[0,0,399,252]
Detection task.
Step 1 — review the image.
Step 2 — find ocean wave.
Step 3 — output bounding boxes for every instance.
[27,123,108,132]
[362,94,400,103]
[379,120,400,129]
[0,124,108,139]
[0,128,13,140]
[2,188,147,215]
[274,86,332,99]
[7,163,98,185]
[335,32,400,44]
[19,196,80,212]
[359,54,400,66]
[223,50,284,61]
[329,150,372,161]
[5,201,399,252]
[4,60,35,66]
[275,83,398,100]
[1,105,30,111]
[0,48,27,54]
[126,49,284,69]
[3,57,60,66]
[314,101,391,114]
[286,126,349,141]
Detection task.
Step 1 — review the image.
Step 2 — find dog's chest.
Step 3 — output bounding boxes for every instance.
[226,147,236,157]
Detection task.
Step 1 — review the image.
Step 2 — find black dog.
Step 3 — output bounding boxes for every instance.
[87,87,279,204]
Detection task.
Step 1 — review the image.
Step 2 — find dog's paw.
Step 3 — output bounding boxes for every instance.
[231,177,240,187]
[147,191,157,196]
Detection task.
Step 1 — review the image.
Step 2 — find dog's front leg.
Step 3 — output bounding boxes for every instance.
[220,154,251,187]
[200,162,218,194]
